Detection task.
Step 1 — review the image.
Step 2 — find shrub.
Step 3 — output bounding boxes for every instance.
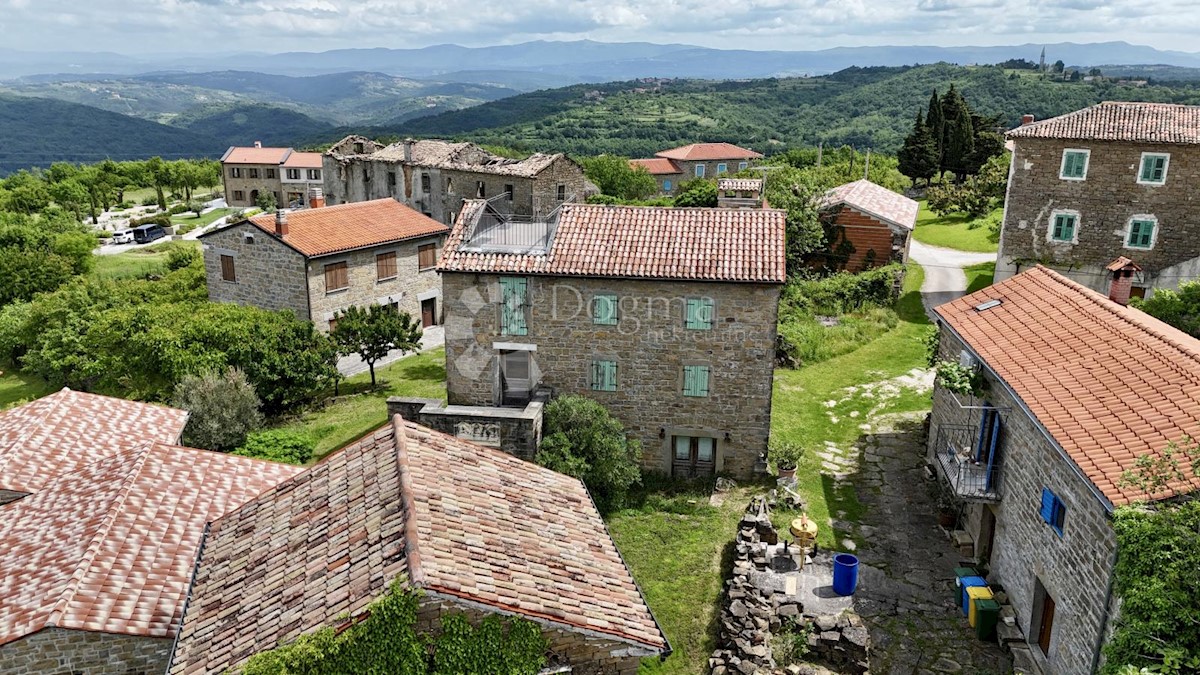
[234,429,315,464]
[96,230,113,239]
[173,367,264,451]
[782,264,901,316]
[140,195,160,207]
[166,245,200,271]
[130,213,171,228]
[769,438,805,471]
[168,204,190,215]
[536,395,642,513]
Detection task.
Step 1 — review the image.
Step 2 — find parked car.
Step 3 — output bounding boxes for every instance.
[111,229,134,244]
[131,224,167,244]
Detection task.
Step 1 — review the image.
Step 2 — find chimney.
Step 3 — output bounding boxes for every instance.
[308,187,325,209]
[254,140,262,148]
[1106,256,1142,306]
[1021,114,1035,126]
[403,138,414,163]
[275,209,288,237]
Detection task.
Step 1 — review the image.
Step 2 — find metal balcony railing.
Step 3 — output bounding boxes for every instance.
[935,423,1002,502]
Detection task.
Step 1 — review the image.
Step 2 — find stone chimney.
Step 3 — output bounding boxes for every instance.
[716,178,764,210]
[308,187,325,209]
[254,140,262,148]
[403,138,414,163]
[1021,114,1035,126]
[1106,256,1142,306]
[275,209,288,237]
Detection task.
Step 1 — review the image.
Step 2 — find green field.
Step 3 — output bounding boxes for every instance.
[912,201,1001,253]
[172,207,237,234]
[91,240,200,279]
[964,261,997,294]
[0,370,52,409]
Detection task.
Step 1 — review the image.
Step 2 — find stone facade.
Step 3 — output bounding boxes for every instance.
[441,272,779,478]
[223,163,286,208]
[387,396,544,461]
[415,595,652,675]
[928,328,1118,674]
[200,220,443,331]
[817,205,911,272]
[996,137,1200,294]
[0,628,172,675]
[671,158,756,184]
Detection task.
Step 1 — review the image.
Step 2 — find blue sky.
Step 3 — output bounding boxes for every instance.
[1,0,1197,53]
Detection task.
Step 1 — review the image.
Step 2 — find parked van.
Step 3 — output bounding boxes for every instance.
[132,224,167,244]
[111,229,134,244]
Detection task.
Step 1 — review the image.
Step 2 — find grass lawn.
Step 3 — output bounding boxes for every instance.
[91,240,200,279]
[275,348,447,461]
[171,207,237,234]
[964,261,996,294]
[0,370,52,409]
[912,201,1001,253]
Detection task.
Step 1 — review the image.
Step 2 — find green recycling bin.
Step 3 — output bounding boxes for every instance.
[974,598,1001,641]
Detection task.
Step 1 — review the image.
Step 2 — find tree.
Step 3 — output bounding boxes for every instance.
[146,156,170,210]
[926,90,945,175]
[331,304,422,387]
[49,179,88,223]
[673,177,718,207]
[173,367,264,451]
[580,154,658,201]
[897,111,939,186]
[940,87,976,180]
[1052,59,1066,74]
[1132,281,1200,338]
[1,171,52,214]
[536,395,642,513]
[255,190,277,212]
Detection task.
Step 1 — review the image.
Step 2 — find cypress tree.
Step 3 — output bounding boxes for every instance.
[898,111,939,187]
[945,112,976,182]
[925,90,944,177]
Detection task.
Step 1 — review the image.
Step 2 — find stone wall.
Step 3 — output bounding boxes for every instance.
[415,595,653,675]
[997,137,1200,293]
[672,158,756,182]
[441,272,780,478]
[387,396,544,460]
[201,221,311,320]
[928,327,1117,674]
[306,235,444,332]
[0,627,172,675]
[223,163,285,208]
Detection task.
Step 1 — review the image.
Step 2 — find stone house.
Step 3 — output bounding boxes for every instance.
[0,390,301,675]
[198,198,448,332]
[927,265,1200,674]
[167,416,670,675]
[322,135,595,226]
[716,177,765,210]
[815,179,917,272]
[996,102,1200,296]
[629,142,763,196]
[437,200,787,479]
[221,143,323,208]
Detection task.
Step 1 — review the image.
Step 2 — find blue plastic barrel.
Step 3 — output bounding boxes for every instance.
[960,576,987,615]
[832,553,860,596]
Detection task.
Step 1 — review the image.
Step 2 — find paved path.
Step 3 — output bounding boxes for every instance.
[337,325,444,378]
[908,240,997,319]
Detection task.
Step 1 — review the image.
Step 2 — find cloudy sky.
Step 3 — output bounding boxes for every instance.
[1,0,1198,54]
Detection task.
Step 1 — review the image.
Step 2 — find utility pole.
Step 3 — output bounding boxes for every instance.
[864,148,871,179]
[816,142,823,168]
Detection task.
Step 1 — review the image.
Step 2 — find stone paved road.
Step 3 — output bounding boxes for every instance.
[846,413,1012,675]
[907,240,997,321]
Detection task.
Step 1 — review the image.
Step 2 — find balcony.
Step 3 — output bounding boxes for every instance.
[934,423,1002,502]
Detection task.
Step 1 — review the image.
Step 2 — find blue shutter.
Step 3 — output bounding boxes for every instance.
[985,411,1001,491]
[1040,488,1055,524]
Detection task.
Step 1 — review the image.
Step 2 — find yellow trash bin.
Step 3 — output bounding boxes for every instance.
[967,586,994,627]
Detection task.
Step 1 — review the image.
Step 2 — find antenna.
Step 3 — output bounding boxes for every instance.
[864,148,871,179]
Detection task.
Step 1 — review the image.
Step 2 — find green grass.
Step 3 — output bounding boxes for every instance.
[0,370,52,409]
[90,240,200,279]
[170,207,236,233]
[779,306,899,367]
[964,261,996,294]
[274,348,447,461]
[912,201,1001,253]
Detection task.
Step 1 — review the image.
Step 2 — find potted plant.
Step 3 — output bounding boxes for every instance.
[934,359,987,399]
[770,439,804,481]
[930,479,959,528]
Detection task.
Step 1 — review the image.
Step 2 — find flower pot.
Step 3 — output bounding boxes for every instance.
[778,465,797,480]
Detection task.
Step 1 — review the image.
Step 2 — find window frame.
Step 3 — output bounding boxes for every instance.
[716,163,728,174]
[1040,487,1067,537]
[592,293,618,325]
[220,254,236,283]
[694,164,706,178]
[1046,210,1080,244]
[266,168,276,179]
[232,190,245,202]
[248,168,260,179]
[229,167,242,178]
[375,250,398,282]
[556,184,566,201]
[387,171,397,188]
[590,359,618,392]
[682,364,711,397]
[1125,215,1158,250]
[476,181,486,199]
[685,297,715,330]
[418,243,437,271]
[1137,152,1170,185]
[738,161,749,170]
[324,261,350,294]
[307,169,321,181]
[1058,148,1090,181]
[662,179,672,191]
[286,168,301,180]
[505,184,514,200]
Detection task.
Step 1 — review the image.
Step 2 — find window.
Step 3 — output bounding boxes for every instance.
[220,254,236,282]
[695,164,706,178]
[717,163,728,174]
[673,436,716,478]
[591,360,617,392]
[1126,217,1157,249]
[353,142,364,154]
[738,161,749,170]
[376,251,397,281]
[232,190,245,201]
[1040,488,1066,536]
[286,168,300,180]
[229,167,242,178]
[557,184,566,201]
[324,261,349,293]
[388,171,397,188]
[266,168,276,179]
[499,276,528,336]
[1059,149,1090,180]
[362,170,370,184]
[307,169,321,181]
[418,243,437,270]
[476,181,486,198]
[592,293,618,325]
[685,297,714,330]
[1138,153,1169,185]
[663,179,673,191]
[504,184,514,200]
[249,168,260,179]
[682,365,710,397]
[422,174,431,193]
[1048,212,1078,243]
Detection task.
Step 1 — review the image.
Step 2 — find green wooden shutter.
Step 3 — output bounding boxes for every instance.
[499,277,528,336]
[1141,155,1166,182]
[592,360,617,391]
[686,298,713,330]
[683,365,710,397]
[593,294,617,325]
[1129,220,1154,248]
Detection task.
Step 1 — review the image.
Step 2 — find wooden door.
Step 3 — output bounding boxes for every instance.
[672,436,716,478]
[421,298,437,328]
[1037,592,1056,655]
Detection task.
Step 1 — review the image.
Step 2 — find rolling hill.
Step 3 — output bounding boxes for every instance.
[170,103,333,147]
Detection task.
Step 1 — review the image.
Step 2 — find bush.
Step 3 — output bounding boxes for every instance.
[536,395,642,513]
[130,213,171,228]
[782,264,901,316]
[168,204,190,215]
[173,367,264,451]
[233,429,315,464]
[96,230,112,239]
[140,195,160,207]
[166,245,200,271]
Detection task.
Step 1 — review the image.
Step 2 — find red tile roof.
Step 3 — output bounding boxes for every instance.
[232,198,447,258]
[0,388,188,495]
[221,146,291,165]
[820,179,918,231]
[718,178,763,192]
[0,443,301,646]
[281,151,322,169]
[655,142,763,161]
[1007,102,1200,144]
[438,202,787,283]
[935,266,1200,506]
[168,417,666,674]
[630,157,682,175]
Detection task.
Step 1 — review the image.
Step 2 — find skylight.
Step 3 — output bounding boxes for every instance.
[974,299,1003,312]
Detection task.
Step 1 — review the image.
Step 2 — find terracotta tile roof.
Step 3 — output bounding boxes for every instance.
[820,179,918,231]
[438,202,787,283]
[281,151,322,169]
[1006,102,1200,144]
[935,266,1200,507]
[233,198,448,258]
[168,417,666,674]
[655,142,763,161]
[718,178,763,192]
[630,157,682,175]
[0,443,301,646]
[221,146,291,165]
[0,388,188,495]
